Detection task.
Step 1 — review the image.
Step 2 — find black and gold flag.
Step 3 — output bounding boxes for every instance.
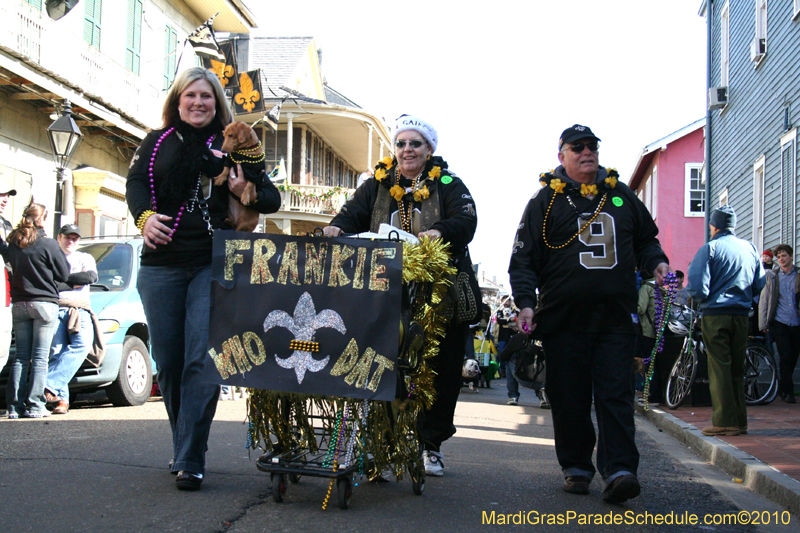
[232,69,265,115]
[203,41,238,89]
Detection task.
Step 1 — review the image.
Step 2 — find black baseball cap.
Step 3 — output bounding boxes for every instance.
[59,223,81,237]
[559,124,601,150]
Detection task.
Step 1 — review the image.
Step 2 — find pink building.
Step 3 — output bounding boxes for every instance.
[628,119,705,274]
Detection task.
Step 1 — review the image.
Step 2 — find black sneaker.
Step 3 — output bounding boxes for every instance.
[602,474,640,503]
[176,471,203,491]
[563,475,590,495]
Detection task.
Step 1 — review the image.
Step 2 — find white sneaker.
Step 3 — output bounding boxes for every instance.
[507,398,518,406]
[423,450,444,476]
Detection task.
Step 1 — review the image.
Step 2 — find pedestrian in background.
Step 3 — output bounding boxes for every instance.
[762,249,775,272]
[44,224,101,415]
[637,276,662,405]
[687,205,765,436]
[0,179,16,373]
[758,244,800,403]
[509,124,671,503]
[2,203,69,418]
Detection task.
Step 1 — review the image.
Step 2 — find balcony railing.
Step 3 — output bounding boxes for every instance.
[0,0,161,127]
[277,184,353,216]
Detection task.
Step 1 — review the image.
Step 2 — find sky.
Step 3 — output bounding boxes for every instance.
[249,0,708,291]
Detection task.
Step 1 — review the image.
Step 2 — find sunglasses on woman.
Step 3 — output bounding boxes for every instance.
[565,141,599,153]
[395,140,426,149]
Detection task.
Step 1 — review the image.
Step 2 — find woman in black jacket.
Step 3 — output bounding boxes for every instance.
[126,67,280,490]
[3,203,69,418]
[322,115,478,477]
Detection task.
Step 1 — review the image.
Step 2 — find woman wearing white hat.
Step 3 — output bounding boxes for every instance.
[324,114,478,477]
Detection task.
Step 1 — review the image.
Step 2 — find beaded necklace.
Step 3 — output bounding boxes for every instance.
[396,170,424,233]
[229,147,266,165]
[642,272,679,411]
[149,127,216,237]
[542,190,607,250]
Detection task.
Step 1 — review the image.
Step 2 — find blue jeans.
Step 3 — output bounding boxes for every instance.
[137,264,219,475]
[6,301,59,416]
[46,308,93,402]
[506,355,520,399]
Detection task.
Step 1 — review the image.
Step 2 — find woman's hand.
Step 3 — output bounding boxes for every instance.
[322,226,342,237]
[228,163,247,198]
[418,229,441,240]
[142,213,174,249]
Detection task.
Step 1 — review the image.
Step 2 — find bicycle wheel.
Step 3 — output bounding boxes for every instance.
[744,345,778,405]
[666,337,698,409]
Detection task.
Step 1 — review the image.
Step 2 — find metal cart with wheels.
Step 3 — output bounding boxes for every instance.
[244,235,453,509]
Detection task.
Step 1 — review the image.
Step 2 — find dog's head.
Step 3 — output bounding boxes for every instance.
[221,121,259,153]
[462,358,480,379]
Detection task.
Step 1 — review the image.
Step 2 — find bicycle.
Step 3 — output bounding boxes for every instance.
[664,307,778,409]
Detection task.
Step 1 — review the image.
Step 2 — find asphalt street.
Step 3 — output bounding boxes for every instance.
[1,382,798,533]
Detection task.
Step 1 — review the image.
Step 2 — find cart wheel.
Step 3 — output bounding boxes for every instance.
[337,477,352,509]
[289,473,301,484]
[412,472,425,496]
[271,473,287,503]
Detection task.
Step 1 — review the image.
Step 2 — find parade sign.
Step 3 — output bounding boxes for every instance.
[205,232,402,401]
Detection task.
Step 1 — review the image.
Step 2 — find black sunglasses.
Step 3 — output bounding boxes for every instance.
[395,140,425,149]
[565,141,599,153]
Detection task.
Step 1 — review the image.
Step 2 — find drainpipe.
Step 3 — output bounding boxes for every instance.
[704,0,713,243]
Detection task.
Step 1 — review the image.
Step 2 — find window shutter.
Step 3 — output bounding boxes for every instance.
[83,0,102,47]
[125,0,142,75]
[781,141,796,246]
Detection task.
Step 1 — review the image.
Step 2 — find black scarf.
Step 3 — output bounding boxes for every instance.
[159,119,221,207]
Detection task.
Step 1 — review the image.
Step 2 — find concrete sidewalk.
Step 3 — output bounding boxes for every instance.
[638,399,800,517]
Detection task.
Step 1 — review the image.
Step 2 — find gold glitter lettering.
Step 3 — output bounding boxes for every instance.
[277,241,300,285]
[208,347,236,379]
[222,335,252,374]
[330,338,360,376]
[328,244,355,287]
[242,331,266,365]
[304,242,328,285]
[369,247,396,291]
[225,239,251,281]
[366,354,395,392]
[251,239,276,284]
[344,347,376,389]
[352,247,367,289]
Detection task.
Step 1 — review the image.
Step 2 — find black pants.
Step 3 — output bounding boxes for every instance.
[418,321,469,451]
[542,331,638,480]
[771,321,800,395]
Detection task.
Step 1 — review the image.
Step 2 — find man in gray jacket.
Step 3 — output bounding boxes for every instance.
[758,244,800,403]
[687,205,765,437]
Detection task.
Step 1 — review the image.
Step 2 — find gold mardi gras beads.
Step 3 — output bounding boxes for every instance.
[290,340,320,353]
[135,210,157,233]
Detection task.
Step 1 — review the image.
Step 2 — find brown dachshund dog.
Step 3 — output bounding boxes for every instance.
[213,121,265,231]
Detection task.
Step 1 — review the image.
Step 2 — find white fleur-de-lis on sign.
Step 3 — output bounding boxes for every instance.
[264,292,346,384]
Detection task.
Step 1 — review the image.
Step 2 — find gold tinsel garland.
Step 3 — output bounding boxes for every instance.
[246,236,455,485]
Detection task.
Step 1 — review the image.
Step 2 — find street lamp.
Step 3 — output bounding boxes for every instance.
[47,99,83,235]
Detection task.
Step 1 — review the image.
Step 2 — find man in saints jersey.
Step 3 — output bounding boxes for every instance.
[509,124,671,504]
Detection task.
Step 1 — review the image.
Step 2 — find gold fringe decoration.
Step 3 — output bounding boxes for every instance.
[246,236,455,490]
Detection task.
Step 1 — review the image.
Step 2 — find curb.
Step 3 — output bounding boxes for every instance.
[637,403,800,516]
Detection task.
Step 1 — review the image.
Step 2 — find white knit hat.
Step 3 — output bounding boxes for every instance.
[392,115,438,153]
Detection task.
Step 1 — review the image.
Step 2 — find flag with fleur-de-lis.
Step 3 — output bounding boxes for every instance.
[205,232,403,401]
[232,69,265,115]
[203,41,238,89]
